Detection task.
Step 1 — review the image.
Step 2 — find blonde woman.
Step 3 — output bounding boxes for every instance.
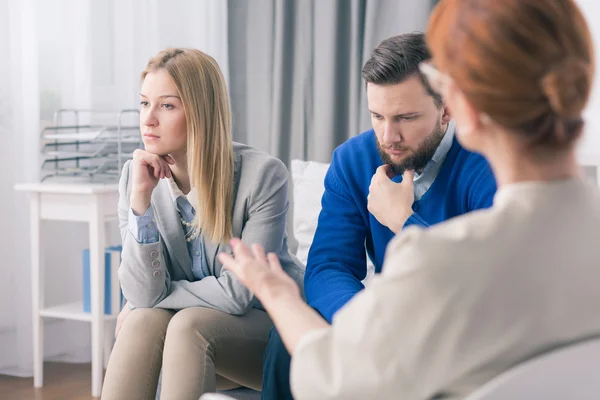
[101,48,304,400]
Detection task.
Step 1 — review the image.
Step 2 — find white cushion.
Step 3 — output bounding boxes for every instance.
[290,159,375,285]
[290,159,331,266]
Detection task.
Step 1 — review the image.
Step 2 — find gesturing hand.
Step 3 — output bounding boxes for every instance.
[218,239,300,304]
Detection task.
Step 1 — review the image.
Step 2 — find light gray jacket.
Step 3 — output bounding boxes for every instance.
[118,142,305,314]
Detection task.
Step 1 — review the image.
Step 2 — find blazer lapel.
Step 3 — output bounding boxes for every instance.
[151,180,195,281]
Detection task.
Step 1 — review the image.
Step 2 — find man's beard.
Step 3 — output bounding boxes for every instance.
[377,124,446,175]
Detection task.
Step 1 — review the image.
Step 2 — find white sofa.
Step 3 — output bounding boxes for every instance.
[289,159,375,282]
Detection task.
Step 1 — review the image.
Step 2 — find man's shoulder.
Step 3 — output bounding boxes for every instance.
[448,141,496,200]
[326,129,380,189]
[325,129,381,195]
[454,140,489,166]
[331,129,379,170]
[451,140,494,179]
[335,129,376,155]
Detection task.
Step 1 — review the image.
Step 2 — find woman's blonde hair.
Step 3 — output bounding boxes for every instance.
[141,48,234,243]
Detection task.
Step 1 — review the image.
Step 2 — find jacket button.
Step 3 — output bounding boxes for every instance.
[150,250,159,258]
[153,270,161,278]
[151,259,160,268]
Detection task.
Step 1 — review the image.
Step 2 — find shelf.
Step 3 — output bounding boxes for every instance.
[15,182,118,194]
[40,301,118,322]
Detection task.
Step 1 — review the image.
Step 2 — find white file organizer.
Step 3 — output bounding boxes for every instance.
[41,109,142,183]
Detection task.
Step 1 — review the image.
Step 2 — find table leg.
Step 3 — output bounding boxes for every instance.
[89,199,106,397]
[30,193,43,388]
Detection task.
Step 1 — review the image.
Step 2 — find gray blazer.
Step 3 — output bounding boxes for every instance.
[118,142,305,314]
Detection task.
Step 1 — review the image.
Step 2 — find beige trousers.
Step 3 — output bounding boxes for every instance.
[101,307,273,400]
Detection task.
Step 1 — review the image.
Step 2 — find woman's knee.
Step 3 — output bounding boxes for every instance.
[164,307,224,346]
[119,308,173,340]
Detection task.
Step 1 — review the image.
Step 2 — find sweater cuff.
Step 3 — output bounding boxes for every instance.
[404,212,430,228]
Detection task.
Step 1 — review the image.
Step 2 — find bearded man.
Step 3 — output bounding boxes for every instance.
[260,33,497,400]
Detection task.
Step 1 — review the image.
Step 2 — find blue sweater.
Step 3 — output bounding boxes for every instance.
[304,129,497,322]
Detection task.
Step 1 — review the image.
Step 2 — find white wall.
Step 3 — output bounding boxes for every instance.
[576,0,600,160]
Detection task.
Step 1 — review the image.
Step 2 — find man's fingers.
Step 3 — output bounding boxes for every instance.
[376,164,398,180]
[375,165,390,178]
[384,164,396,179]
[402,170,415,184]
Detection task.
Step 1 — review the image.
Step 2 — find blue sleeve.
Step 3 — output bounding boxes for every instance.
[404,212,430,229]
[467,159,497,210]
[304,152,368,323]
[128,207,159,244]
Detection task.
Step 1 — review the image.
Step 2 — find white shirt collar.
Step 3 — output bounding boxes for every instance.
[166,176,197,209]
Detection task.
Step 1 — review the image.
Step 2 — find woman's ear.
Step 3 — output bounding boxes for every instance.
[441,104,452,125]
[446,83,484,137]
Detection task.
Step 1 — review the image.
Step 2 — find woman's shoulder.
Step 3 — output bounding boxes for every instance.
[233,142,288,184]
[233,141,285,166]
[383,207,502,278]
[118,159,134,194]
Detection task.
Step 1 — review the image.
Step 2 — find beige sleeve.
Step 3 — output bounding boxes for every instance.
[289,229,442,400]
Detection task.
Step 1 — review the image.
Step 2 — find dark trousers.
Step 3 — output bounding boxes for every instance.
[261,327,294,400]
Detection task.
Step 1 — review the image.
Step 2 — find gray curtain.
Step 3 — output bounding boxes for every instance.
[227,0,434,165]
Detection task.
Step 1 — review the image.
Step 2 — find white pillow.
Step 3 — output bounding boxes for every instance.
[290,159,330,266]
[290,159,375,286]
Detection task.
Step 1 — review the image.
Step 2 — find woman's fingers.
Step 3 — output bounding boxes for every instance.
[222,239,279,277]
[163,154,176,165]
[153,157,167,179]
[157,156,172,178]
[218,252,239,275]
[230,238,253,261]
[251,243,267,262]
[134,149,173,180]
[267,252,284,273]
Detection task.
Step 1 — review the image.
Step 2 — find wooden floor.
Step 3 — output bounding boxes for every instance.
[0,363,97,400]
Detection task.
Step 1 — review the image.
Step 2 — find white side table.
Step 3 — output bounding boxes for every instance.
[15,182,120,398]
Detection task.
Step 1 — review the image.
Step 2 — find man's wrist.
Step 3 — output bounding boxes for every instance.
[391,211,413,234]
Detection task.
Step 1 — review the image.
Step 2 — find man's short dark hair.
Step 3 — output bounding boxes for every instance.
[362,32,443,107]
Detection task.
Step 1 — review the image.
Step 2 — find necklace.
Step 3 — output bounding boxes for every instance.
[180,216,200,242]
